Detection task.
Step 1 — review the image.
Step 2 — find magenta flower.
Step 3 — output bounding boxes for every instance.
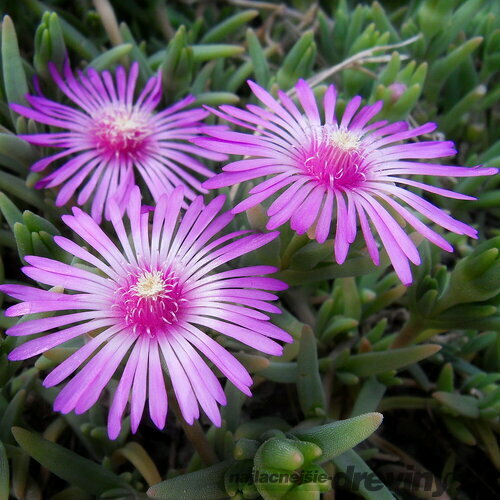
[12,61,226,222]
[198,80,498,285]
[0,187,291,439]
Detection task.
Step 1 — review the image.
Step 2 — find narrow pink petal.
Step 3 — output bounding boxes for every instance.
[323,85,337,125]
[290,185,325,234]
[357,197,413,285]
[147,340,168,431]
[42,324,121,387]
[354,197,380,265]
[334,192,350,264]
[340,96,362,129]
[158,335,199,424]
[108,340,141,440]
[130,337,149,433]
[8,319,114,361]
[315,190,334,243]
[296,79,321,125]
[178,322,253,394]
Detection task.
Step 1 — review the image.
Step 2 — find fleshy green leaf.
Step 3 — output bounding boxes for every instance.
[292,413,383,461]
[1,16,29,127]
[341,345,441,377]
[0,440,9,500]
[12,427,132,495]
[147,460,232,499]
[332,449,396,500]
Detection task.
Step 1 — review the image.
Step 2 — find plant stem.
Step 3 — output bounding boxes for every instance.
[281,233,309,269]
[168,386,218,466]
[391,319,424,348]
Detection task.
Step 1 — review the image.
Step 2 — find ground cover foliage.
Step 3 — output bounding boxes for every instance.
[0,0,499,499]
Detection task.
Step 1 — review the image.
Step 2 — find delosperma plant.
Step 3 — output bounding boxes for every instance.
[0,1,499,499]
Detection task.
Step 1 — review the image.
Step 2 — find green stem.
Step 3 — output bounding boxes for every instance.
[168,385,218,466]
[280,233,309,269]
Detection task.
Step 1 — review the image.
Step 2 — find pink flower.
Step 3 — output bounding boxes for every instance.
[0,187,291,439]
[12,61,226,222]
[198,79,498,285]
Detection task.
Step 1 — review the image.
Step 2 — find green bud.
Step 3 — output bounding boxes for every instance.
[288,440,322,463]
[253,465,295,498]
[256,439,304,471]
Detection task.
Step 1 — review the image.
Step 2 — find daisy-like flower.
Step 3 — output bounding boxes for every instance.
[198,79,498,285]
[12,61,226,222]
[0,187,291,439]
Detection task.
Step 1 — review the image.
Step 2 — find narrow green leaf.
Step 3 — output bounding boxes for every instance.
[342,345,441,377]
[351,377,386,417]
[246,29,270,87]
[277,30,314,88]
[12,427,131,495]
[194,92,239,106]
[87,44,133,71]
[436,363,455,392]
[439,85,486,133]
[297,326,326,417]
[192,44,244,62]
[1,16,29,127]
[13,223,34,262]
[201,10,259,43]
[22,211,59,235]
[256,361,297,383]
[0,134,37,173]
[47,12,66,68]
[332,450,396,500]
[427,37,483,100]
[276,255,384,285]
[371,2,400,42]
[119,23,154,84]
[0,171,44,208]
[147,460,232,499]
[441,415,476,445]
[0,441,9,500]
[24,0,99,59]
[0,191,23,228]
[0,390,26,443]
[432,392,480,418]
[292,413,383,461]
